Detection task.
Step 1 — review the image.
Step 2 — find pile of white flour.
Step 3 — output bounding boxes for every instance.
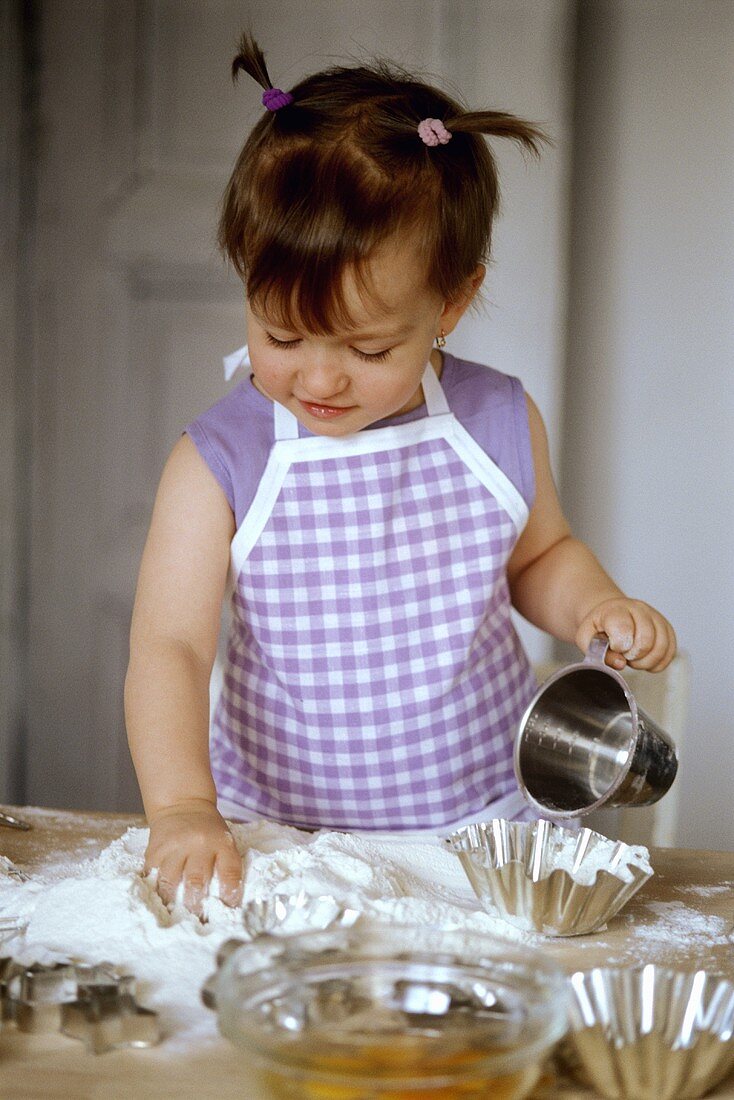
[0,820,539,1052]
[2,819,719,1055]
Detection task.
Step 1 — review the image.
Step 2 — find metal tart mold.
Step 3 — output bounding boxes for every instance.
[444,818,653,937]
[561,964,734,1099]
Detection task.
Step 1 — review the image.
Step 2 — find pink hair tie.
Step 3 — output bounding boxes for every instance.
[417,118,452,147]
[262,87,293,111]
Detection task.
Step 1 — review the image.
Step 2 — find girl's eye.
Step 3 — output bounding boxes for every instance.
[353,347,392,363]
[264,332,392,362]
[265,333,301,349]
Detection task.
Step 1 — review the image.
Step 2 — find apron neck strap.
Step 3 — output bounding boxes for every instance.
[274,400,300,440]
[421,361,450,415]
[273,360,448,440]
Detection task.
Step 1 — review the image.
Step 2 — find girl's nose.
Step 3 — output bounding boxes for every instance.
[299,359,349,400]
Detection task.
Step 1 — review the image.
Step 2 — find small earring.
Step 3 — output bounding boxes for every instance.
[435,330,447,348]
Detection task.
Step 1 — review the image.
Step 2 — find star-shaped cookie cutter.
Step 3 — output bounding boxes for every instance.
[0,958,161,1053]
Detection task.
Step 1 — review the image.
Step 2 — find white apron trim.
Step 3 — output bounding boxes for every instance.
[230,363,529,574]
[444,419,528,533]
[274,398,300,440]
[230,450,292,574]
[418,358,451,415]
[273,411,455,461]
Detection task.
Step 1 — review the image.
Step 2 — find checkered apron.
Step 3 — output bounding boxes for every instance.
[211,363,539,831]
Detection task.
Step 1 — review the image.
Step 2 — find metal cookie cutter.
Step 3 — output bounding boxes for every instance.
[0,810,31,831]
[0,958,161,1053]
[0,854,30,882]
[202,892,361,1009]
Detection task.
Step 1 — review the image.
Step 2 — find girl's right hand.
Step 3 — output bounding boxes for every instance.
[144,799,244,916]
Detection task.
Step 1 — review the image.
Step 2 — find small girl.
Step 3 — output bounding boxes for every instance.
[125,33,676,914]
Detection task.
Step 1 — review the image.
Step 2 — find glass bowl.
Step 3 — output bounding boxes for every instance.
[212,922,568,1099]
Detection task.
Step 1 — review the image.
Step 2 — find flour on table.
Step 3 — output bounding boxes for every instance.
[675,882,734,898]
[1,820,723,1054]
[0,820,534,1052]
[624,899,731,944]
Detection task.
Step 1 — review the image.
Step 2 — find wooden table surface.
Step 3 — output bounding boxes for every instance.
[0,806,732,1099]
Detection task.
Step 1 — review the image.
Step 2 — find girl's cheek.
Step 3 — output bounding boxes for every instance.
[256,355,285,383]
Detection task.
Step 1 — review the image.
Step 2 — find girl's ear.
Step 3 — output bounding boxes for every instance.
[439,264,486,334]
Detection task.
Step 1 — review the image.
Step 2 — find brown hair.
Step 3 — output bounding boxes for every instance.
[218,32,548,334]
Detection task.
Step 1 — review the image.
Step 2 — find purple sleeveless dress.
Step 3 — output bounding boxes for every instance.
[187,352,539,831]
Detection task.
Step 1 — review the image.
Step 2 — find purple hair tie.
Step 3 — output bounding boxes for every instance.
[262,87,293,112]
[417,118,452,147]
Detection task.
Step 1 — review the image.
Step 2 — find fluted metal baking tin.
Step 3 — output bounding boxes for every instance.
[202,891,361,1009]
[562,964,734,1099]
[444,818,653,937]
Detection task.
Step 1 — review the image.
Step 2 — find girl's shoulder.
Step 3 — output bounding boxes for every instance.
[442,352,524,410]
[442,353,534,508]
[184,378,274,522]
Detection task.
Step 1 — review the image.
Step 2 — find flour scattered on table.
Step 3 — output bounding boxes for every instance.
[675,882,733,898]
[0,820,533,1052]
[3,822,724,1053]
[624,899,731,945]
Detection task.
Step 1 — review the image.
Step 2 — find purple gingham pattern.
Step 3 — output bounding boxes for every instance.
[211,434,538,830]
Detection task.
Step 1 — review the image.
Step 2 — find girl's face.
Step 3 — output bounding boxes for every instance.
[246,235,483,437]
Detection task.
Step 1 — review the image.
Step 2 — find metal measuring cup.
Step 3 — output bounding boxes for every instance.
[514,634,679,818]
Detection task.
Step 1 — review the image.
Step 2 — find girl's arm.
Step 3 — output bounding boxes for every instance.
[124,434,241,913]
[507,395,676,672]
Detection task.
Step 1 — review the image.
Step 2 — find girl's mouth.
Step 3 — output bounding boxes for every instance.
[299,400,355,419]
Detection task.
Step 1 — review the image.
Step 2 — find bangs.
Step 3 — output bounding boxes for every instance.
[238,146,431,334]
[218,53,535,320]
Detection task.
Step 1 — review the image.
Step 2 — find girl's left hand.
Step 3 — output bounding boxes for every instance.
[575,598,677,672]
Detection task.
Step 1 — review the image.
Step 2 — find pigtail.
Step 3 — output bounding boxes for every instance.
[230,31,298,118]
[375,87,548,159]
[444,110,549,157]
[231,31,274,90]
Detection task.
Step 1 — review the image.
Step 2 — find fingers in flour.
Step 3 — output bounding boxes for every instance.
[214,838,244,907]
[156,857,185,908]
[181,864,209,915]
[182,847,243,915]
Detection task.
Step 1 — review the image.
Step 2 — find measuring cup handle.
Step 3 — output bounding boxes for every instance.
[584,633,610,666]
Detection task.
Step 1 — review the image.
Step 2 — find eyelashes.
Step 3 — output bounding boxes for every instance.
[264,332,393,363]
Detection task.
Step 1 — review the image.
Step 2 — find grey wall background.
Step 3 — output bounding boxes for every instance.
[2,0,733,849]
